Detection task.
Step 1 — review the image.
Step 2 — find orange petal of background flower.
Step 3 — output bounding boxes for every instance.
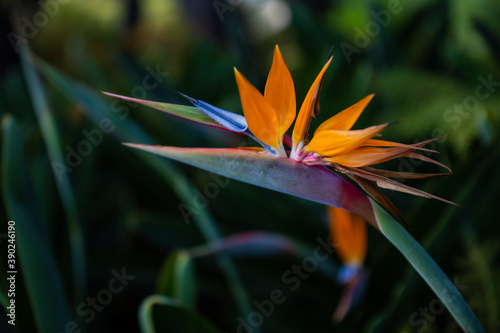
[306,123,388,157]
[328,206,367,265]
[264,45,296,140]
[234,68,279,148]
[292,57,332,147]
[315,94,374,133]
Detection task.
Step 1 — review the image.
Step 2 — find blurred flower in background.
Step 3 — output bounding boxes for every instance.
[327,206,370,323]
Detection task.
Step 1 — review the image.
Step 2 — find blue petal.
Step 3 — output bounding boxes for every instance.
[337,263,363,284]
[178,92,248,133]
[178,92,277,154]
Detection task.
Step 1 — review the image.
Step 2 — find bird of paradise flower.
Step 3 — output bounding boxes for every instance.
[103,45,484,333]
[104,45,456,222]
[169,45,456,221]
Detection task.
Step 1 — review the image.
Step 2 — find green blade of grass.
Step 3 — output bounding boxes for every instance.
[35,58,255,329]
[1,115,72,331]
[19,45,86,304]
[138,295,221,333]
[188,231,298,258]
[188,231,337,277]
[156,250,196,308]
[371,199,484,333]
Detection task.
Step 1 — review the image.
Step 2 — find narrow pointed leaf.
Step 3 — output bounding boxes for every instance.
[36,59,255,327]
[123,144,377,226]
[371,199,485,333]
[102,92,226,131]
[189,231,297,258]
[156,250,196,308]
[188,231,338,277]
[19,45,86,303]
[2,115,72,331]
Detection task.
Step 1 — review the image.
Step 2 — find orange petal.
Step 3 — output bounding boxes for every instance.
[292,56,333,149]
[306,123,388,157]
[363,139,437,153]
[328,206,367,265]
[315,94,374,133]
[264,45,296,140]
[234,68,279,148]
[325,146,410,167]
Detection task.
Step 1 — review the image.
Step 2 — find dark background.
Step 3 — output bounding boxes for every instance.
[1,0,499,332]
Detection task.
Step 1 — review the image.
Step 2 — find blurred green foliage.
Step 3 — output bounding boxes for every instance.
[0,0,499,332]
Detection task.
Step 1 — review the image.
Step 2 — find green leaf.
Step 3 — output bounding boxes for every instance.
[156,250,196,308]
[102,92,225,131]
[123,145,377,226]
[19,45,86,302]
[371,199,485,333]
[35,58,256,327]
[139,295,221,333]
[188,231,298,258]
[188,231,338,277]
[1,115,72,331]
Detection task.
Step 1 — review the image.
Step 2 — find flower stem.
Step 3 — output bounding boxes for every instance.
[371,199,485,333]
